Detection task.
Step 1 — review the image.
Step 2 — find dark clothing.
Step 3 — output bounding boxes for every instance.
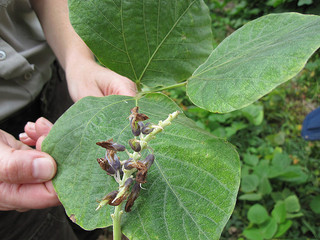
[0,207,79,240]
[301,107,320,141]
[0,61,73,138]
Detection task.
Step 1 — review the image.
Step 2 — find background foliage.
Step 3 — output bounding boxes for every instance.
[161,0,320,239]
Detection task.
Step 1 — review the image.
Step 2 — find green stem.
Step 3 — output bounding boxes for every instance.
[112,203,123,240]
[136,81,142,92]
[110,110,180,240]
[112,168,136,240]
[141,81,187,94]
[157,81,187,91]
[143,110,180,143]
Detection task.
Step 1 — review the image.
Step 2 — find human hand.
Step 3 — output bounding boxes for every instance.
[0,118,60,211]
[66,59,137,102]
[30,0,136,101]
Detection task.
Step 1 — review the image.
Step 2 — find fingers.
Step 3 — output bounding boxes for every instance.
[20,118,53,146]
[36,135,46,151]
[0,122,59,211]
[100,70,137,97]
[113,77,137,97]
[0,181,60,210]
[0,145,56,184]
[19,132,36,146]
[65,59,138,100]
[35,117,53,135]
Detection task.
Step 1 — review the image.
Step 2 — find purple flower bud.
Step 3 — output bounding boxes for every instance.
[129,107,149,136]
[97,158,115,175]
[130,118,141,136]
[96,190,119,210]
[125,183,141,212]
[96,139,126,152]
[112,143,126,152]
[123,158,135,170]
[109,178,133,206]
[97,150,121,176]
[142,154,155,169]
[129,139,141,152]
[141,122,154,135]
[102,190,118,204]
[106,150,121,173]
[129,107,149,121]
[109,194,127,206]
[124,177,134,189]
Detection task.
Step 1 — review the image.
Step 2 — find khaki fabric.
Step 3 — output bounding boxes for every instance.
[0,0,55,120]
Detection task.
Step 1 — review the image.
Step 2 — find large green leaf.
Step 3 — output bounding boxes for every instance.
[187,13,320,113]
[68,0,213,90]
[42,93,240,239]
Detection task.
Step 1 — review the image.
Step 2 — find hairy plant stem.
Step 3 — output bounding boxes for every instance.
[136,81,142,92]
[111,167,136,240]
[141,81,187,95]
[156,81,187,91]
[112,203,123,240]
[111,110,180,239]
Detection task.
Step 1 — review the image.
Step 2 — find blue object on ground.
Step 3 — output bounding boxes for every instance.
[301,107,320,141]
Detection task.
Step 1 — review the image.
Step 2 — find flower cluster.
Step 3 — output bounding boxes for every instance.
[95,106,179,212]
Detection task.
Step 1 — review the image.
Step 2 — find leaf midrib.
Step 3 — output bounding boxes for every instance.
[137,0,197,82]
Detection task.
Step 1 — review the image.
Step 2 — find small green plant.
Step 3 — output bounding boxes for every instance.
[243,196,302,240]
[241,191,303,240]
[238,150,306,239]
[42,1,320,239]
[239,150,308,201]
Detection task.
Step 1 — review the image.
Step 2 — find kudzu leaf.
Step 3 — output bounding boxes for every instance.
[42,93,240,240]
[238,193,263,201]
[247,204,269,224]
[241,174,259,193]
[285,195,301,213]
[274,220,292,238]
[310,195,320,214]
[68,0,213,90]
[260,218,278,239]
[243,218,278,240]
[242,227,264,240]
[258,177,272,195]
[271,201,286,224]
[187,12,320,113]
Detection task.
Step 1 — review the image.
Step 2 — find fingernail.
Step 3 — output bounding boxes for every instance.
[26,122,35,130]
[19,132,28,141]
[39,117,53,128]
[32,158,55,180]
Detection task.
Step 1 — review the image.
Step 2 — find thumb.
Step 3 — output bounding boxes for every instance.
[0,148,56,184]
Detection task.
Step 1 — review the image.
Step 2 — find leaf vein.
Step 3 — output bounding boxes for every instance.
[120,0,138,80]
[173,185,227,216]
[138,0,197,81]
[163,186,173,240]
[90,1,122,34]
[157,153,233,194]
[155,159,211,239]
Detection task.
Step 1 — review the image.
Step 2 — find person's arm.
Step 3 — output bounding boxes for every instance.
[30,0,136,101]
